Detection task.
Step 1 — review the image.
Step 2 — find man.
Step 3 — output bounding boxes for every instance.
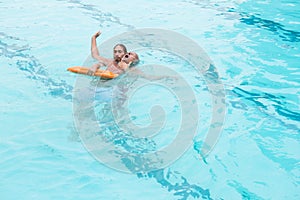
[88,31,139,75]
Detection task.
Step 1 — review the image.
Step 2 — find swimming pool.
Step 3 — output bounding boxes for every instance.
[1,0,299,199]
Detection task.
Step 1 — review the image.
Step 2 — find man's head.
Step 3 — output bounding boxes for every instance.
[113,44,127,63]
[121,52,139,65]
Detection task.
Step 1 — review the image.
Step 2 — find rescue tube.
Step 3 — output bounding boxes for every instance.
[67,66,119,79]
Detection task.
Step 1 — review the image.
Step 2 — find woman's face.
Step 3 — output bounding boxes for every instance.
[121,52,139,64]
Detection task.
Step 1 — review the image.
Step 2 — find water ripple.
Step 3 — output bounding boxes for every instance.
[229,86,300,132]
[94,103,215,199]
[146,169,213,200]
[0,32,73,100]
[227,180,264,200]
[239,13,300,43]
[57,0,135,29]
[184,0,300,43]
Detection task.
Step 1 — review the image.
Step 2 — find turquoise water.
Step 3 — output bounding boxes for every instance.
[1,0,299,199]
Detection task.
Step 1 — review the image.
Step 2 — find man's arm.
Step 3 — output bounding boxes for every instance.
[87,62,105,76]
[91,31,112,66]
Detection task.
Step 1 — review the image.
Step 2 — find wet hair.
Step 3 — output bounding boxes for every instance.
[131,52,140,66]
[113,44,127,53]
[133,53,139,61]
[131,59,139,66]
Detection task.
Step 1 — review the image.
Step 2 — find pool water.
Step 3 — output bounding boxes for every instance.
[1,0,299,199]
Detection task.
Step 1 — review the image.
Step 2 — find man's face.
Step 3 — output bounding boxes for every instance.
[113,46,126,62]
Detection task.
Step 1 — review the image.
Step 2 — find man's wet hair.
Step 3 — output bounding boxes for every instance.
[114,44,127,53]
